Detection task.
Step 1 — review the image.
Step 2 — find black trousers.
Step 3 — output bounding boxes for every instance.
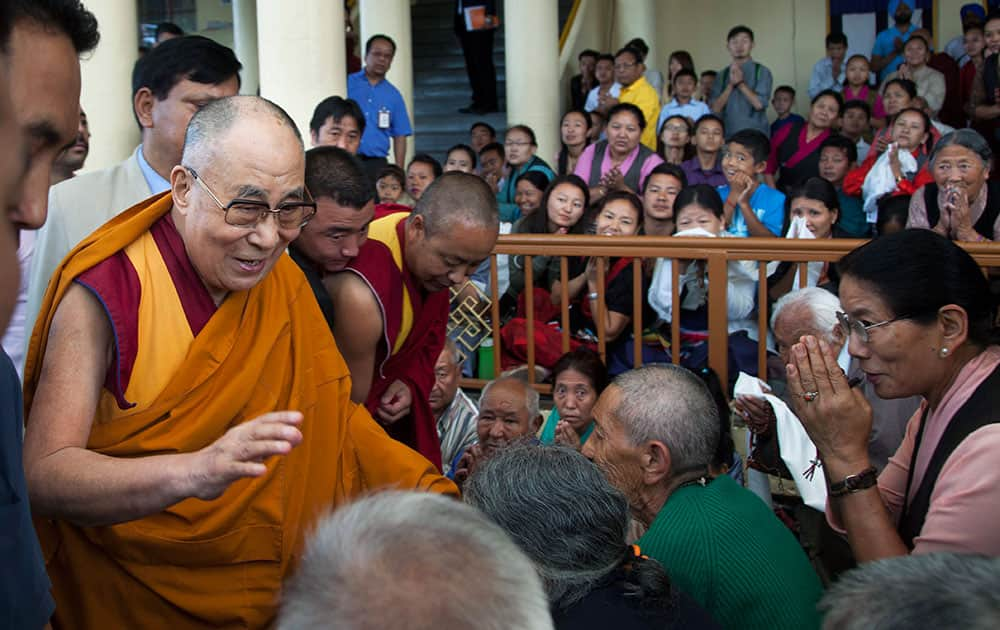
[456,25,497,109]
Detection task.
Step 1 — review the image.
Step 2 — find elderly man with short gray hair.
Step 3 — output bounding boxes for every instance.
[278,491,554,630]
[583,363,823,630]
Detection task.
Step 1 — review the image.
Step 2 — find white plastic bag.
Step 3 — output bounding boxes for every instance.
[734,372,828,511]
[861,143,916,223]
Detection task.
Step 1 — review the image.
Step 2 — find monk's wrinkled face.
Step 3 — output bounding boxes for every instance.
[173,116,306,303]
[405,213,497,292]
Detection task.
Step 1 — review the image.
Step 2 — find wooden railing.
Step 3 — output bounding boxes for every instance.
[459,234,1000,392]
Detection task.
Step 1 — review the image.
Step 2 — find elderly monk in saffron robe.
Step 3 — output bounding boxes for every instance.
[325,172,499,470]
[21,96,456,630]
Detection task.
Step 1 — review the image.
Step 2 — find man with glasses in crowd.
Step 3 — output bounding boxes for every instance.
[609,46,660,150]
[21,96,455,628]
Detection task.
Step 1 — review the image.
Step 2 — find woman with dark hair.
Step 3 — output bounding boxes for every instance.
[647,185,760,378]
[788,229,1000,560]
[498,175,590,322]
[574,103,663,201]
[464,445,720,630]
[553,191,646,346]
[768,177,851,301]
[657,115,693,166]
[844,107,935,222]
[907,129,999,241]
[539,348,609,450]
[666,50,695,98]
[870,78,941,156]
[765,89,844,192]
[556,109,592,176]
[497,124,556,222]
[514,170,551,220]
[443,143,477,173]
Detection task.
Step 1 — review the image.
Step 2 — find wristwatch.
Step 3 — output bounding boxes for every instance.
[829,466,878,497]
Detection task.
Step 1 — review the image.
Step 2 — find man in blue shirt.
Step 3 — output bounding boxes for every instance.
[872,0,918,82]
[348,34,413,183]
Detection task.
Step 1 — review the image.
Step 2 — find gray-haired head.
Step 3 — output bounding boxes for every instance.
[410,170,499,238]
[278,491,553,630]
[464,444,643,608]
[182,95,302,170]
[612,364,719,474]
[930,129,992,168]
[819,553,1000,630]
[771,287,843,345]
[481,374,540,421]
[441,337,462,365]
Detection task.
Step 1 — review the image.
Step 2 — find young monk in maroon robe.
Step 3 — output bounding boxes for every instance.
[326,172,499,470]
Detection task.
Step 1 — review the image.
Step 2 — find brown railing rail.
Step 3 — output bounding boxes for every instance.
[461,235,1000,392]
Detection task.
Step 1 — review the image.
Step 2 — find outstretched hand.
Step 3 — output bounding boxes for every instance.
[190,411,304,501]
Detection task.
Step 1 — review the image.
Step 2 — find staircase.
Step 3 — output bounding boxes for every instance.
[410,0,580,160]
[411,0,507,160]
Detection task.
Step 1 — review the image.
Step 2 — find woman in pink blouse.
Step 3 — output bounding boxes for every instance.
[786,229,1000,561]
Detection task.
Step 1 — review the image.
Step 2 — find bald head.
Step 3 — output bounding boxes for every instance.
[410,171,499,237]
[182,95,302,170]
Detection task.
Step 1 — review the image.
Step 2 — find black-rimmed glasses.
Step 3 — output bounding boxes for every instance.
[185,166,316,230]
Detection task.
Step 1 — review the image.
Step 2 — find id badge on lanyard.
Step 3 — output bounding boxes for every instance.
[378,107,391,129]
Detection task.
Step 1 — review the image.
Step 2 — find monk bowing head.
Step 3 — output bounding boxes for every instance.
[170,95,312,304]
[404,171,499,293]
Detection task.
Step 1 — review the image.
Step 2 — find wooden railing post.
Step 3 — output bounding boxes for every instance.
[707,253,729,388]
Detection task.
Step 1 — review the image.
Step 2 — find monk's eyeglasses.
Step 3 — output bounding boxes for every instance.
[184,166,317,230]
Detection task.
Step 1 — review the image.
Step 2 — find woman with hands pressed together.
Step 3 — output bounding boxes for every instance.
[907,129,1000,242]
[538,348,608,451]
[785,229,1000,561]
[574,103,663,202]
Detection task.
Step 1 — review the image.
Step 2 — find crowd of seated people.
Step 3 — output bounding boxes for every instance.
[4,2,1000,628]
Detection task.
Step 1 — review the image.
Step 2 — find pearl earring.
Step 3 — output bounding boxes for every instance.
[940,347,950,358]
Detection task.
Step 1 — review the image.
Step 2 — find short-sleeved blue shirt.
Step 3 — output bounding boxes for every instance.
[716,183,786,237]
[347,70,413,159]
[0,350,54,629]
[872,24,917,81]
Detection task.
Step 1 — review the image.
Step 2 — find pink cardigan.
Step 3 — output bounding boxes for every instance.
[830,345,1000,554]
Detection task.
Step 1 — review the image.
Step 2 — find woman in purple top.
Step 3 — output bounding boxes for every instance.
[680,114,727,188]
[574,103,663,201]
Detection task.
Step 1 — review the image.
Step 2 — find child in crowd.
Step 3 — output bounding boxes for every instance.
[375,165,406,205]
[817,135,867,236]
[770,85,804,136]
[842,54,886,130]
[699,69,717,105]
[406,153,441,202]
[513,171,550,219]
[681,114,727,187]
[717,129,786,237]
[657,69,711,133]
[478,142,505,189]
[666,49,695,98]
[443,144,477,173]
[840,99,872,163]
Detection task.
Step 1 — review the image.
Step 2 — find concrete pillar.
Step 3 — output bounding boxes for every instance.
[78,0,140,172]
[232,0,259,96]
[256,0,346,142]
[614,0,658,73]
[359,0,414,165]
[505,0,560,163]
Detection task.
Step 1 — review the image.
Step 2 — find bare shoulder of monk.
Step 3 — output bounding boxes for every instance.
[325,272,384,403]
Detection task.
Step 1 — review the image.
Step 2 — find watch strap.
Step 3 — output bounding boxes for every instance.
[829,466,878,497]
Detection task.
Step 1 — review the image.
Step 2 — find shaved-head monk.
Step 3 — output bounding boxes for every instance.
[326,172,499,469]
[21,96,456,629]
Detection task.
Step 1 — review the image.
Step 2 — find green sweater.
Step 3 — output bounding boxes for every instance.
[638,475,822,630]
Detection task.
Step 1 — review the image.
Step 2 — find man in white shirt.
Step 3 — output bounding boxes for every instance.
[808,32,848,99]
[584,53,620,113]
